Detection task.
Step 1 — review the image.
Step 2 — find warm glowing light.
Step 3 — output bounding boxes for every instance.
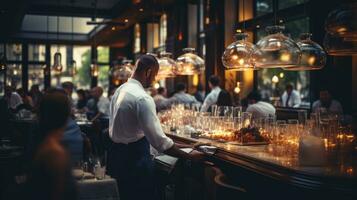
[111,26,116,31]
[192,74,199,86]
[279,72,284,78]
[307,56,316,65]
[280,53,291,62]
[238,58,245,65]
[154,82,160,89]
[139,8,144,12]
[234,87,241,94]
[337,27,347,33]
[232,55,238,60]
[124,19,129,23]
[13,70,18,75]
[272,75,279,83]
[236,29,242,33]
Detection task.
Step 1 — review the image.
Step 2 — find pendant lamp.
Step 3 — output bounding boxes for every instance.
[176,48,204,75]
[222,33,257,71]
[284,33,326,71]
[157,52,177,80]
[254,26,301,68]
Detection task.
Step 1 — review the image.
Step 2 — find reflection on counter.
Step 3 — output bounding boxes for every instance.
[159,104,357,178]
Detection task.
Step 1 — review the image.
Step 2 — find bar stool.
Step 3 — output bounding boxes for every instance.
[214,173,247,200]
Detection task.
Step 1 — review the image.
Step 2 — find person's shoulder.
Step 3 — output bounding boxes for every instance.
[36,142,69,169]
[332,99,342,106]
[312,100,320,107]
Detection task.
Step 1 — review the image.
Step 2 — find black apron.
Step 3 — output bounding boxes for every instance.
[107,137,156,200]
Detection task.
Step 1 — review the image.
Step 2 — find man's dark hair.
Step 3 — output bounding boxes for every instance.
[217,90,232,106]
[209,75,220,87]
[175,83,186,92]
[134,54,159,72]
[62,81,74,90]
[247,91,262,102]
[286,83,293,90]
[38,88,70,133]
[157,87,165,95]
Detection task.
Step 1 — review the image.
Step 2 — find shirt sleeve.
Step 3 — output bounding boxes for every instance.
[200,92,214,112]
[98,98,110,114]
[136,96,174,152]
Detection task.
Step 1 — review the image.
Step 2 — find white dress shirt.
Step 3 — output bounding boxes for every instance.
[246,101,276,119]
[312,100,343,115]
[281,90,301,108]
[168,91,199,105]
[109,78,174,152]
[153,94,169,111]
[200,87,221,112]
[97,96,110,115]
[8,92,23,109]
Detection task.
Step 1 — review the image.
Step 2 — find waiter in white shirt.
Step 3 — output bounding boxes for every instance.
[246,91,276,120]
[201,75,221,112]
[108,55,205,200]
[281,84,301,108]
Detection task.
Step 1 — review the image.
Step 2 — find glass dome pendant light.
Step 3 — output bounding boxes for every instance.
[176,48,205,75]
[284,33,326,71]
[156,51,177,80]
[222,0,256,71]
[222,32,257,71]
[324,2,357,55]
[110,59,134,81]
[254,25,301,69]
[53,15,63,73]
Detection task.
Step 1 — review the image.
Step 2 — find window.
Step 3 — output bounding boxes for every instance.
[28,64,45,90]
[6,44,22,61]
[279,0,306,10]
[7,64,22,89]
[97,65,110,97]
[160,14,167,48]
[28,44,46,62]
[255,0,273,17]
[134,24,141,53]
[73,46,91,90]
[97,46,110,97]
[97,46,109,63]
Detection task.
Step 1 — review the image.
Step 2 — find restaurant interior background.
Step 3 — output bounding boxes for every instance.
[1,0,357,200]
[1,0,356,116]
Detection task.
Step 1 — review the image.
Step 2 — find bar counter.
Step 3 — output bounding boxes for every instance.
[165,132,357,200]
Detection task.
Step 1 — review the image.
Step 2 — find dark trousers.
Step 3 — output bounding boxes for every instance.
[107,137,156,200]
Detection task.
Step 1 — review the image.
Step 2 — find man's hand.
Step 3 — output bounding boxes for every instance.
[188,150,206,162]
[193,142,211,149]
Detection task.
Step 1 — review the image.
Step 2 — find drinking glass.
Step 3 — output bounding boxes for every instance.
[223,106,234,118]
[233,106,242,118]
[242,112,252,128]
[211,105,218,116]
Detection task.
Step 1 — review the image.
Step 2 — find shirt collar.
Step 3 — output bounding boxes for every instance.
[128,78,144,89]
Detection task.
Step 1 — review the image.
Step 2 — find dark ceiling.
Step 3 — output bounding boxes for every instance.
[0,0,175,47]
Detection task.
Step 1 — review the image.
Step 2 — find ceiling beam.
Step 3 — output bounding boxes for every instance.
[27,4,111,18]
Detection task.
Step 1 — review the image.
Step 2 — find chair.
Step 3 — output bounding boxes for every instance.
[214,174,247,200]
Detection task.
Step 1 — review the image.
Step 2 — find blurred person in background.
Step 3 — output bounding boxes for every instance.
[216,90,232,107]
[201,75,221,112]
[17,88,34,110]
[194,84,205,103]
[168,82,199,105]
[87,86,110,121]
[4,85,23,110]
[246,91,276,120]
[26,89,77,200]
[153,87,169,112]
[312,89,343,115]
[281,83,301,108]
[76,89,87,111]
[29,84,43,110]
[62,82,74,109]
